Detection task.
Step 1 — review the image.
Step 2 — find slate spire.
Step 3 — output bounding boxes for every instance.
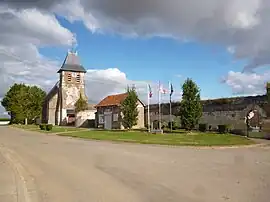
[57,50,86,73]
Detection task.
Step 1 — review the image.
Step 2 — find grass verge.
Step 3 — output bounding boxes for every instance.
[11,124,84,133]
[11,125,255,146]
[57,130,254,146]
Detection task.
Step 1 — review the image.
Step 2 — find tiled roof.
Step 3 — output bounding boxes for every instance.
[57,51,86,73]
[95,93,128,107]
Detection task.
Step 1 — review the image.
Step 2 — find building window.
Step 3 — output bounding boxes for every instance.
[99,115,104,124]
[67,73,72,82]
[105,108,112,113]
[113,114,118,122]
[76,74,80,83]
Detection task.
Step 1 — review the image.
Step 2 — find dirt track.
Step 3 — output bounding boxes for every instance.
[0,126,270,202]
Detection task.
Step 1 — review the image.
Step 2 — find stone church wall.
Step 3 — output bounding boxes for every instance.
[48,92,59,125]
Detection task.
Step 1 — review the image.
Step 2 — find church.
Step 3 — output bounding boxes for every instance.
[42,50,88,126]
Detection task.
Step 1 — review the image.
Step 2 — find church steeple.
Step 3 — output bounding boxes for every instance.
[57,51,86,73]
[57,36,86,73]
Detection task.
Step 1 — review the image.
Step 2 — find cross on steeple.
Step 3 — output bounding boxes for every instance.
[70,34,77,54]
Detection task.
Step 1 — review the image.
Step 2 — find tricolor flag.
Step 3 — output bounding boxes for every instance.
[148,84,153,98]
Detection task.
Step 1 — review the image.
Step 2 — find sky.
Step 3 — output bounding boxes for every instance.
[1,0,270,115]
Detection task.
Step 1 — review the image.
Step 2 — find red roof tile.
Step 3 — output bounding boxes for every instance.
[95,93,128,107]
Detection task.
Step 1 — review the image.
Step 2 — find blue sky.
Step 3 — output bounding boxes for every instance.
[1,0,270,117]
[40,17,247,99]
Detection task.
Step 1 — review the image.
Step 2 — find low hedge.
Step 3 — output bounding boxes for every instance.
[218,124,230,134]
[199,123,207,132]
[168,121,177,130]
[39,124,46,130]
[39,124,53,131]
[46,124,53,131]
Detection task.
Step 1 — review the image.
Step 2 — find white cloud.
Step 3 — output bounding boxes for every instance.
[51,0,270,72]
[0,5,76,101]
[7,0,270,72]
[47,0,270,94]
[223,70,269,95]
[0,3,147,115]
[85,68,146,103]
[1,0,270,113]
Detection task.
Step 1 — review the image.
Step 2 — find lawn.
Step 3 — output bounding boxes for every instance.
[0,118,10,121]
[11,125,255,146]
[57,130,254,146]
[11,124,85,133]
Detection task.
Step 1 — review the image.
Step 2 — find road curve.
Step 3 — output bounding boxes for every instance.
[0,126,270,202]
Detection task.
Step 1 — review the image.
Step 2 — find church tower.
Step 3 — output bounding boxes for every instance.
[57,51,87,125]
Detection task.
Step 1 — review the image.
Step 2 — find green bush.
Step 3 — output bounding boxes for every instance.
[39,124,46,130]
[45,124,53,131]
[168,121,177,130]
[218,125,230,134]
[199,123,208,132]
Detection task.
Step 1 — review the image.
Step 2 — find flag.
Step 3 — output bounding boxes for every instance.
[148,84,153,98]
[159,83,167,94]
[169,82,174,97]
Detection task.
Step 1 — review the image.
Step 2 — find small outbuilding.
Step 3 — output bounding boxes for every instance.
[95,93,145,130]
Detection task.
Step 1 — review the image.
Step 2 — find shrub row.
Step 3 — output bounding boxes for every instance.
[39,124,53,131]
[217,124,230,134]
[198,123,231,133]
[199,124,207,132]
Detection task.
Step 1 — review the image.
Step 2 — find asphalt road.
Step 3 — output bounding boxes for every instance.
[0,126,270,202]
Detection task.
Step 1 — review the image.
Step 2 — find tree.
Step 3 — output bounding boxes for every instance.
[267,82,270,102]
[121,87,139,129]
[1,83,46,124]
[180,78,202,131]
[74,93,88,112]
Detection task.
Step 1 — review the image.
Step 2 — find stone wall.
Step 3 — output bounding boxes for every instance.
[61,71,86,109]
[75,109,96,128]
[200,104,267,129]
[144,95,269,129]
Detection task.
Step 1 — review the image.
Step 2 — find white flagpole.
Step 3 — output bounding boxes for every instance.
[169,81,172,132]
[147,84,151,133]
[158,81,161,130]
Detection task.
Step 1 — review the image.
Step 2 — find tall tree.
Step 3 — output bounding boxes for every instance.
[1,83,46,124]
[267,82,270,102]
[180,78,202,130]
[74,93,88,112]
[121,87,139,129]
